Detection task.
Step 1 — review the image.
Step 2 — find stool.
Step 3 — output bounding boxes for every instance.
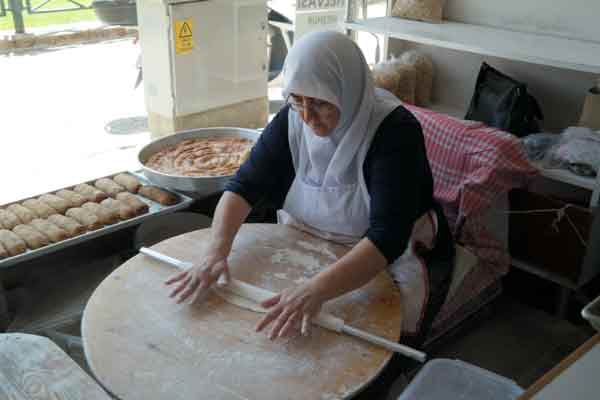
[0,333,111,399]
[0,283,9,331]
[133,211,212,250]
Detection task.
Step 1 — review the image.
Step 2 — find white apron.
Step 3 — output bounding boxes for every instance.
[277,116,438,336]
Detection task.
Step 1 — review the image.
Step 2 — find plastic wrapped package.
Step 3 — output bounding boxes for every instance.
[372,56,417,104]
[391,0,445,23]
[372,59,400,96]
[543,127,600,176]
[521,133,560,161]
[399,50,434,106]
[390,58,417,104]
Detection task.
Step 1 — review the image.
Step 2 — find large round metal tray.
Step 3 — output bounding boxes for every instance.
[138,127,260,197]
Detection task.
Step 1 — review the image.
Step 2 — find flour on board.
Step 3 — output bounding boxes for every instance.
[270,249,326,275]
[296,240,338,261]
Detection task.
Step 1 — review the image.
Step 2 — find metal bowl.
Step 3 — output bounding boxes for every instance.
[138,127,260,197]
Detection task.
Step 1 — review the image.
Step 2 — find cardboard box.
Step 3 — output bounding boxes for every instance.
[509,188,593,283]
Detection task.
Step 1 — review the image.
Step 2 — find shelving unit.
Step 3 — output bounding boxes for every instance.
[344,6,600,317]
[344,17,600,74]
[344,6,600,206]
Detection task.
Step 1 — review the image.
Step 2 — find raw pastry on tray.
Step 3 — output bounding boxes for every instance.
[138,185,180,206]
[0,209,21,230]
[73,183,108,203]
[95,178,126,198]
[66,207,103,231]
[48,214,86,237]
[116,192,149,215]
[7,204,36,224]
[38,194,70,214]
[113,173,141,193]
[55,189,87,208]
[13,224,50,250]
[0,229,27,256]
[22,198,58,219]
[30,219,70,243]
[82,202,120,225]
[101,198,136,220]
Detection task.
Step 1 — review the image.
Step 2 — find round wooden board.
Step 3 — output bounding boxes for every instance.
[82,224,402,400]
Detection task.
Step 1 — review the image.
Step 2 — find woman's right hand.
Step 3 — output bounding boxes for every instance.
[164,249,231,304]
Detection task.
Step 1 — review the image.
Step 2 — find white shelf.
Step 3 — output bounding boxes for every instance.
[531,161,600,207]
[532,162,597,191]
[345,17,600,74]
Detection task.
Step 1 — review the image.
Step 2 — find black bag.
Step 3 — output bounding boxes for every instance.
[465,62,544,137]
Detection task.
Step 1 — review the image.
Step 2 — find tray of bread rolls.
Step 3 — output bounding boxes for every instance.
[0,171,193,269]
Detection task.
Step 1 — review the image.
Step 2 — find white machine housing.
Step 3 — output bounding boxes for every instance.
[137,0,268,123]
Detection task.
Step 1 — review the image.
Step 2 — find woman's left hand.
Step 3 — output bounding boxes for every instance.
[255,281,326,340]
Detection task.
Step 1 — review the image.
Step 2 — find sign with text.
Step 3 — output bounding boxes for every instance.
[295,0,346,39]
[174,19,194,55]
[296,0,346,11]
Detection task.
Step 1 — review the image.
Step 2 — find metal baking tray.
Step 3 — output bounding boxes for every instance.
[138,127,260,197]
[0,171,194,269]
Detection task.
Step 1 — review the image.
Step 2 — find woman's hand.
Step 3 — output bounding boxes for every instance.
[255,281,326,340]
[164,249,231,304]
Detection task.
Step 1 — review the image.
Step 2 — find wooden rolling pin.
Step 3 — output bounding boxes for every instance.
[140,246,427,362]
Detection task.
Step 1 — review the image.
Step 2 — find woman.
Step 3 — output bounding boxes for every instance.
[165,31,454,349]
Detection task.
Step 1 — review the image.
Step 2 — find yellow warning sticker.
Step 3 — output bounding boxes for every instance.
[174,19,194,55]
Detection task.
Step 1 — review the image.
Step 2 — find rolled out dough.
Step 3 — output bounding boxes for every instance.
[213,287,269,313]
[212,279,344,332]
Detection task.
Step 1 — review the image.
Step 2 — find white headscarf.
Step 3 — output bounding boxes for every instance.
[282,31,401,187]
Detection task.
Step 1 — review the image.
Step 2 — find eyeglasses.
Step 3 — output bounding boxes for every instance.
[286,95,337,117]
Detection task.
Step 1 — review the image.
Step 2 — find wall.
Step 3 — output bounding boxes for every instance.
[388,0,600,132]
[446,0,600,41]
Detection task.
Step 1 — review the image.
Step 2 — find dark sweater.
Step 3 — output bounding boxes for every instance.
[225,105,435,264]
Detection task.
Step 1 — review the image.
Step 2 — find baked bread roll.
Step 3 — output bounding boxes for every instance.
[13,224,50,250]
[73,183,108,203]
[38,194,70,214]
[82,202,119,225]
[22,199,58,219]
[0,209,21,230]
[113,173,141,193]
[48,214,86,237]
[116,193,149,215]
[30,219,70,243]
[55,189,87,208]
[66,208,103,231]
[95,178,126,197]
[138,185,180,206]
[7,204,36,224]
[0,241,7,259]
[101,198,136,220]
[0,229,27,256]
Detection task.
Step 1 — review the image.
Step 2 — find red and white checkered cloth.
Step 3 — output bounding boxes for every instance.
[406,105,538,231]
[405,105,538,327]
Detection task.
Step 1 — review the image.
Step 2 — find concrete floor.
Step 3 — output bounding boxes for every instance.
[382,293,594,399]
[2,33,596,399]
